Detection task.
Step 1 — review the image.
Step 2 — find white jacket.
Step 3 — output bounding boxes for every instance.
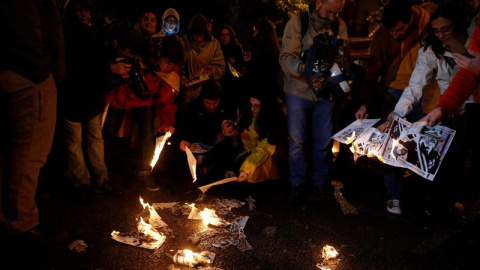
[390,45,472,119]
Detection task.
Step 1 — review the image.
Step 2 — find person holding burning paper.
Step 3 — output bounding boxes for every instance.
[103,27,182,192]
[355,0,430,215]
[175,80,238,179]
[223,90,287,183]
[376,2,473,217]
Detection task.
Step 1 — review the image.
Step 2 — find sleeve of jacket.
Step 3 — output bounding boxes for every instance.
[390,47,435,119]
[279,14,304,78]
[208,39,226,80]
[438,26,480,113]
[239,138,276,177]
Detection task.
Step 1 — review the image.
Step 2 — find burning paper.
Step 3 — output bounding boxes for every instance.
[200,208,230,227]
[322,245,339,260]
[185,146,197,182]
[150,131,172,171]
[140,197,168,228]
[152,202,178,210]
[351,127,386,159]
[198,177,237,193]
[332,118,381,144]
[173,249,216,267]
[111,198,167,250]
[111,230,165,250]
[392,121,455,181]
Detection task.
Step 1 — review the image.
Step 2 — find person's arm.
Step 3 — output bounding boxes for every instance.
[238,137,276,182]
[205,39,225,80]
[279,15,305,78]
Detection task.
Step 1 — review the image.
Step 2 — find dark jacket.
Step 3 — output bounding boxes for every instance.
[60,22,109,121]
[0,0,65,83]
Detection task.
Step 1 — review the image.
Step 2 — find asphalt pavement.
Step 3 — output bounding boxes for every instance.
[3,143,480,270]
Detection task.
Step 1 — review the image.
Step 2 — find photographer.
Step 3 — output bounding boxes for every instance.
[103,27,182,192]
[279,0,348,204]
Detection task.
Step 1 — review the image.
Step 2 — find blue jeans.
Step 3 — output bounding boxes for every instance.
[285,93,335,186]
[384,88,425,200]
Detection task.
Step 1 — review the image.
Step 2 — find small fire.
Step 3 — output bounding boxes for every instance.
[150,131,172,170]
[322,245,339,260]
[346,131,356,144]
[138,217,165,242]
[199,208,227,226]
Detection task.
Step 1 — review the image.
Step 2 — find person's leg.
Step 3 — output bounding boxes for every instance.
[64,118,91,187]
[84,114,108,186]
[0,71,56,234]
[311,99,335,187]
[135,106,156,172]
[285,94,312,187]
[102,107,125,167]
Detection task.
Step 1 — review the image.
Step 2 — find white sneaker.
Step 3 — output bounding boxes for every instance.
[387,199,402,215]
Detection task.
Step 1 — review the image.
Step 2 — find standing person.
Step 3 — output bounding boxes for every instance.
[134,10,160,69]
[216,24,245,114]
[279,0,348,203]
[376,1,469,216]
[354,0,430,214]
[61,0,122,203]
[247,18,283,104]
[180,13,225,108]
[0,0,67,243]
[104,28,181,192]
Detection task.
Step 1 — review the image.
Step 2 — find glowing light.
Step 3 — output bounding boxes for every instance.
[150,131,172,171]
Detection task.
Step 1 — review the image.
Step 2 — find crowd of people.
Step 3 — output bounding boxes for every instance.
[1,0,479,247]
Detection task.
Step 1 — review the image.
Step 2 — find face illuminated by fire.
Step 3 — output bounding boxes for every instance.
[142,12,157,36]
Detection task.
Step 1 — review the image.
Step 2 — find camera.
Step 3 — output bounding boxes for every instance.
[117,57,149,97]
[304,32,352,98]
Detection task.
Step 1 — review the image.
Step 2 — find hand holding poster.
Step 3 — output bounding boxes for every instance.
[333,116,455,181]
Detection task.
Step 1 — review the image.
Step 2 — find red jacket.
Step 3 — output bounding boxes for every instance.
[437,26,480,113]
[106,61,179,132]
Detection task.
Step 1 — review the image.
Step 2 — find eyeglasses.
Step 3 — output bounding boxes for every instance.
[165,19,177,24]
[433,25,454,36]
[248,103,261,109]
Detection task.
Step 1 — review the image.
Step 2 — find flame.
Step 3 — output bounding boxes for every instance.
[331,140,340,154]
[191,164,197,182]
[322,245,339,260]
[138,217,165,242]
[199,208,225,226]
[183,249,195,263]
[150,131,172,171]
[139,196,155,217]
[346,131,356,144]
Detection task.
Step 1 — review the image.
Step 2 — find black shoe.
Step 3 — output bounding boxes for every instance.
[98,181,123,197]
[288,184,305,204]
[313,184,333,199]
[74,184,94,204]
